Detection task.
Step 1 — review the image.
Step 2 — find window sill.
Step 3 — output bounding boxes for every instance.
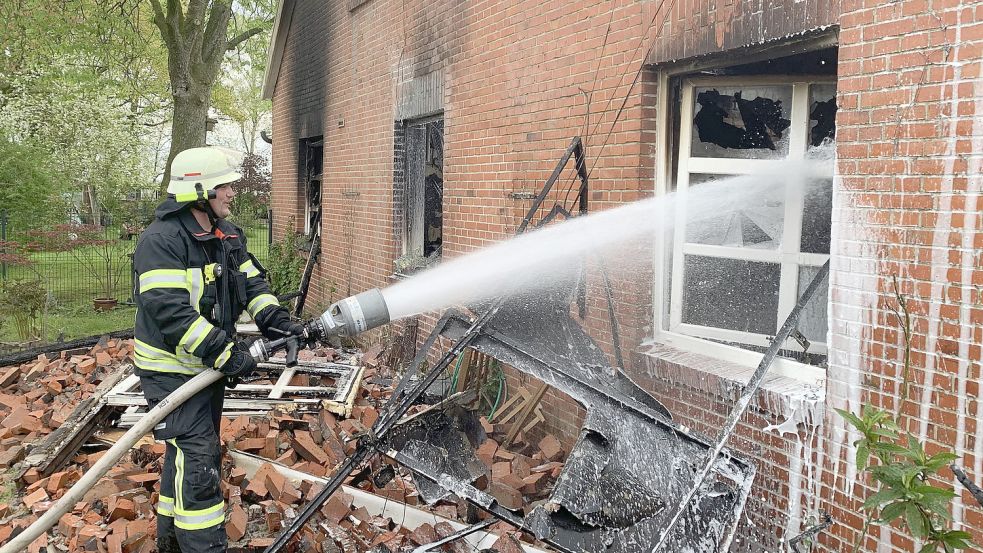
[640,335,826,431]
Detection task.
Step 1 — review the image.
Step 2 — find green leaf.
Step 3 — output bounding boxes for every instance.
[913,485,956,498]
[836,408,866,431]
[905,503,929,538]
[918,499,952,521]
[879,501,907,523]
[925,452,959,472]
[870,442,909,456]
[918,542,939,553]
[871,427,900,440]
[857,441,871,472]
[940,530,973,549]
[902,433,927,463]
[864,487,904,509]
[880,418,901,431]
[871,464,907,488]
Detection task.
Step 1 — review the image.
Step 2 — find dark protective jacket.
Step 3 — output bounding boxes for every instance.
[132,198,280,375]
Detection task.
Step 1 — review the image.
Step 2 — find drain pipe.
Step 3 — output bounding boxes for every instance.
[0,369,224,553]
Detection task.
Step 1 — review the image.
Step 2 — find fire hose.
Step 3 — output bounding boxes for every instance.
[0,369,223,553]
[0,289,392,553]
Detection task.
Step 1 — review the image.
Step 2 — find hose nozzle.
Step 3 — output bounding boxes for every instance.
[307,288,391,340]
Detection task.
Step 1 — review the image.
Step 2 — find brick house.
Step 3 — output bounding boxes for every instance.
[261,0,982,551]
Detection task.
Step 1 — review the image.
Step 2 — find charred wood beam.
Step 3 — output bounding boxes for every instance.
[20,366,130,477]
[410,520,495,553]
[952,465,983,508]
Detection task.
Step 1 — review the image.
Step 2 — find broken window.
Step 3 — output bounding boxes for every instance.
[398,117,443,268]
[668,77,835,366]
[299,137,323,238]
[691,85,792,159]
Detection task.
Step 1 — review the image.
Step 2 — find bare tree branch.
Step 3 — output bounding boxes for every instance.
[200,0,231,64]
[226,26,265,51]
[185,0,208,33]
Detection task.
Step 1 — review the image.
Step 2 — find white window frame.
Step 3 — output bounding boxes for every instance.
[653,73,834,383]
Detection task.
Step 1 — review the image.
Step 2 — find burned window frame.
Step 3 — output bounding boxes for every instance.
[662,75,835,366]
[395,115,443,269]
[298,136,323,239]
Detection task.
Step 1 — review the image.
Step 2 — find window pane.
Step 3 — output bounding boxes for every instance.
[808,84,837,150]
[801,178,832,254]
[691,85,793,159]
[797,265,829,343]
[686,173,784,250]
[682,256,780,335]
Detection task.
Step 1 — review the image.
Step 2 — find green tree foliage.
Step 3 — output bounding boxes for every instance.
[0,63,154,227]
[0,1,168,229]
[211,0,275,154]
[1,0,275,225]
[0,136,67,236]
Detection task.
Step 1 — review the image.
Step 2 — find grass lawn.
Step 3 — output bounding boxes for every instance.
[0,304,136,345]
[0,217,268,350]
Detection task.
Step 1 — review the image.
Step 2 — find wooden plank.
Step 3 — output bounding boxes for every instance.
[22,365,132,477]
[522,406,545,434]
[492,386,531,425]
[454,351,474,394]
[503,382,548,448]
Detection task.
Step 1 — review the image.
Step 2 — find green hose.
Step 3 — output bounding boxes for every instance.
[488,360,505,419]
[450,350,466,391]
[451,353,505,420]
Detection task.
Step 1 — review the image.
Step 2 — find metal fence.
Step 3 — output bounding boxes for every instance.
[0,210,270,304]
[0,208,271,354]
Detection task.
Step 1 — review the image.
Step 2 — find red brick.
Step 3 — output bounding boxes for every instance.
[22,487,48,508]
[537,435,563,461]
[227,504,248,541]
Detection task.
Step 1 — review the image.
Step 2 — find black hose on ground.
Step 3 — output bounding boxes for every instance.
[0,329,134,368]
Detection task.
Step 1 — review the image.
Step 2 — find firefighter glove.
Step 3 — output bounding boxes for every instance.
[219,342,257,378]
[264,308,306,340]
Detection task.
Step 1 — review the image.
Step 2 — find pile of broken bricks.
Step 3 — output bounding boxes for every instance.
[0,339,570,552]
[0,340,130,470]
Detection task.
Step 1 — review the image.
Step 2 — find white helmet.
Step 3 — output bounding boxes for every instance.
[167,146,243,202]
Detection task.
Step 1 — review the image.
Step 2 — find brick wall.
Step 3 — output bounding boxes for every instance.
[822,0,982,551]
[268,0,981,550]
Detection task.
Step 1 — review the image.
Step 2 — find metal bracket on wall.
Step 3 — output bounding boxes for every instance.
[788,512,833,553]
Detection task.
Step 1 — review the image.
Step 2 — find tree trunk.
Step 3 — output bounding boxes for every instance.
[80,184,101,225]
[150,0,266,192]
[161,84,211,189]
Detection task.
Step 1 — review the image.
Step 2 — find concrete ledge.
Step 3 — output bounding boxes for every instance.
[638,340,826,433]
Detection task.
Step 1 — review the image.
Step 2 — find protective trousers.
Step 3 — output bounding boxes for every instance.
[139,372,227,553]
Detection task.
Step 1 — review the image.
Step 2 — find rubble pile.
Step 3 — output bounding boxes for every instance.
[0,340,567,552]
[0,340,132,470]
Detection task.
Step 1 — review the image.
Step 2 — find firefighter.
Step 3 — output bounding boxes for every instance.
[133,146,303,552]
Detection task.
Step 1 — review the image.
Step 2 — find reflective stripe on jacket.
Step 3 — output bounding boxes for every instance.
[133,199,280,375]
